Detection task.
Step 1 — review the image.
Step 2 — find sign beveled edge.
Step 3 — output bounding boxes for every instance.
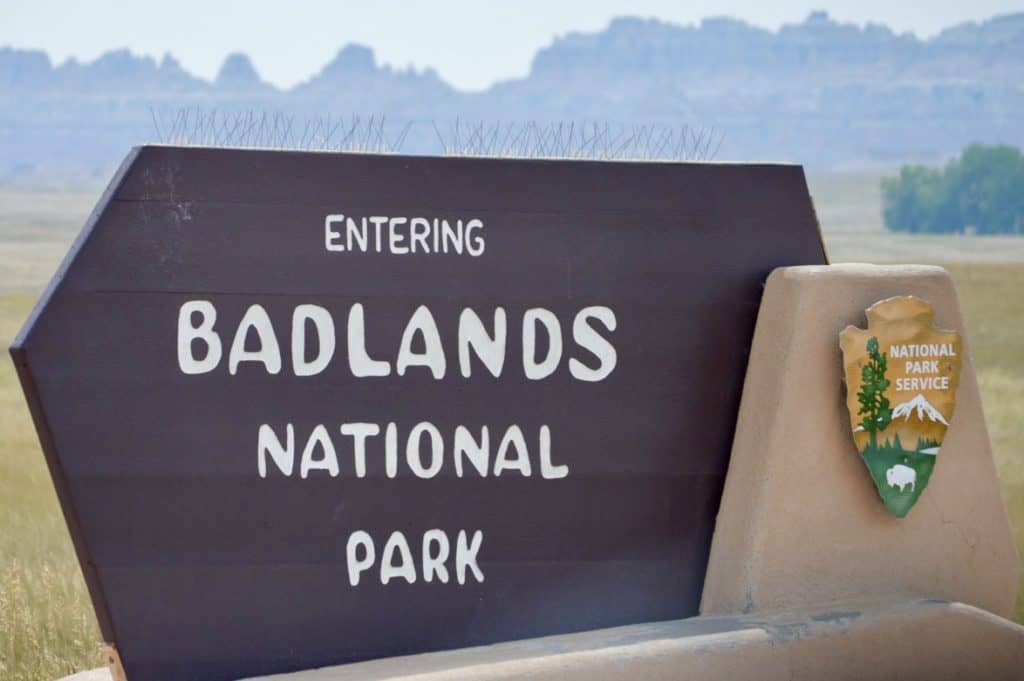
[8,146,143,650]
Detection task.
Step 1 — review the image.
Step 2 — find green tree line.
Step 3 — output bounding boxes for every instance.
[882,144,1024,234]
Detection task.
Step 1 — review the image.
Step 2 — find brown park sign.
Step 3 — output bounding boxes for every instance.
[11,146,826,680]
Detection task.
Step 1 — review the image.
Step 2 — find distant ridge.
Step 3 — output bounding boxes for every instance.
[892,394,950,426]
[1,11,1023,180]
[5,11,1022,95]
[215,54,273,93]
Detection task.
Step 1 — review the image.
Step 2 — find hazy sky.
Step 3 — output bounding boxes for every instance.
[3,1,1021,90]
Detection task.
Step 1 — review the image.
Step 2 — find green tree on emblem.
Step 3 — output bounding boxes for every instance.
[857,336,892,451]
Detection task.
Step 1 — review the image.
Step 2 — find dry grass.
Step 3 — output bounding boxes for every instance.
[0,294,103,681]
[0,189,98,293]
[945,264,1024,622]
[0,180,1022,679]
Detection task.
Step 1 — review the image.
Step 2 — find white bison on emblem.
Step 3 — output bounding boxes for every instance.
[886,464,916,493]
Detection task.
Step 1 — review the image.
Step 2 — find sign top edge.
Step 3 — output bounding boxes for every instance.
[133,144,805,170]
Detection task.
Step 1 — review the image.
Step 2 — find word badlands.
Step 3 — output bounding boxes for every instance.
[177,301,618,381]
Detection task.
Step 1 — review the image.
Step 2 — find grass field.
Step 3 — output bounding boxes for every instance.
[1,174,1023,680]
[0,293,104,680]
[806,171,1024,263]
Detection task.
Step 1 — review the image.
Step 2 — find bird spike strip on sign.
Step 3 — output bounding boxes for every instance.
[148,108,725,162]
[11,146,826,680]
[840,297,963,518]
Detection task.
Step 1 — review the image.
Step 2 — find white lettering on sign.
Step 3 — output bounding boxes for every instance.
[895,376,951,391]
[257,422,566,480]
[458,308,506,378]
[346,530,484,586]
[179,300,614,590]
[888,343,956,359]
[228,305,281,375]
[177,302,617,381]
[178,301,223,374]
[325,214,485,257]
[888,342,956,392]
[292,305,335,377]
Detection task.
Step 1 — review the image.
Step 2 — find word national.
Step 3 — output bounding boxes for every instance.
[258,422,566,480]
[888,343,956,359]
[178,301,617,381]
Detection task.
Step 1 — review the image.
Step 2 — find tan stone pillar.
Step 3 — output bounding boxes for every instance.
[701,264,1020,617]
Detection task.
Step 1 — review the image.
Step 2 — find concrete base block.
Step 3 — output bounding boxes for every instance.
[58,600,1024,681]
[58,670,113,681]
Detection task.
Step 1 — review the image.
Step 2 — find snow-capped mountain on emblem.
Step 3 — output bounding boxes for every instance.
[892,394,950,426]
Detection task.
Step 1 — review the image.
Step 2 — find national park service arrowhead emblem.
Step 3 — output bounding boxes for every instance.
[839,297,962,517]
